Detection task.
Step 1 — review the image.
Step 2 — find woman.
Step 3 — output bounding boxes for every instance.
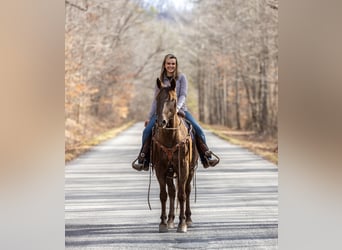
[132,54,219,171]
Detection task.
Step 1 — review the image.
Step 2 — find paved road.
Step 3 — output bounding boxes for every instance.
[65,122,278,249]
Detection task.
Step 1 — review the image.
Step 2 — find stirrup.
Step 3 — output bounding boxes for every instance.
[203,151,220,168]
[132,157,149,171]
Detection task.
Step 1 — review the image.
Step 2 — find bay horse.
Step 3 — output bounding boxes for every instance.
[151,78,198,233]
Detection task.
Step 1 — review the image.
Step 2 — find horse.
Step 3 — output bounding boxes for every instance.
[151,78,198,233]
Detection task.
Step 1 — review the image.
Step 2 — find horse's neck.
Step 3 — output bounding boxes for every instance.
[171,114,180,129]
[171,114,186,136]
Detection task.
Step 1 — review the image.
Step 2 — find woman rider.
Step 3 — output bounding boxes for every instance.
[132,54,219,171]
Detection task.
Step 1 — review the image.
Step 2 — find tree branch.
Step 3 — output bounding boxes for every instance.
[268,4,278,10]
[134,44,164,78]
[65,0,88,12]
[265,0,278,10]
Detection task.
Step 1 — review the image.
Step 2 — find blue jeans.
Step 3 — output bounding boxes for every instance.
[142,111,207,144]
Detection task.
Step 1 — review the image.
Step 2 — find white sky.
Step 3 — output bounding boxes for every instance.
[143,0,194,11]
[172,0,193,10]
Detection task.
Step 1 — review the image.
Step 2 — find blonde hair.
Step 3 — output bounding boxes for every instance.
[159,54,179,81]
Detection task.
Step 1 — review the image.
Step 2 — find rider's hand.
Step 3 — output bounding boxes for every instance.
[177,108,185,118]
[144,120,149,127]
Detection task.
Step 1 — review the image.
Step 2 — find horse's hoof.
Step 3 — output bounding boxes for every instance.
[167,221,175,229]
[186,219,193,227]
[159,223,168,233]
[177,223,187,233]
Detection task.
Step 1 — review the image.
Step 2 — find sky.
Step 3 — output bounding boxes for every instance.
[141,0,194,11]
[172,0,193,11]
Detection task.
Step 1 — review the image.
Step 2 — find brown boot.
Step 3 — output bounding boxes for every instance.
[132,153,149,171]
[195,135,219,168]
[132,137,151,171]
[204,150,219,168]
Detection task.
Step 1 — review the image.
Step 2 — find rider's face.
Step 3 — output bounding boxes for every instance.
[164,58,177,76]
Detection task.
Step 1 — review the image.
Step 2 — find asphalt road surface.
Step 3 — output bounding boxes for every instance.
[65,122,278,249]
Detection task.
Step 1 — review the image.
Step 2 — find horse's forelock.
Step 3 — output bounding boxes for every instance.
[156,87,177,102]
[169,88,177,101]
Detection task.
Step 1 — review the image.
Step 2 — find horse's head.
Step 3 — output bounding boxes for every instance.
[155,78,177,128]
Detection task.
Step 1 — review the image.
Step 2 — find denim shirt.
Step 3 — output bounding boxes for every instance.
[148,73,188,120]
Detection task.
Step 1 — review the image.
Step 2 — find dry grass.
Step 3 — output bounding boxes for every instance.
[65,121,135,163]
[203,124,278,165]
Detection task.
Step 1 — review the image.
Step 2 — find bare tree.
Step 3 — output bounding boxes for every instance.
[65,0,278,157]
[185,0,277,135]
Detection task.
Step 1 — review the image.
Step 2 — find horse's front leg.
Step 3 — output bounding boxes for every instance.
[177,165,189,233]
[177,182,187,233]
[185,168,194,227]
[166,170,175,229]
[158,177,168,233]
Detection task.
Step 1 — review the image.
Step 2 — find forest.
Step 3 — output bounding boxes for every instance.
[65,0,278,160]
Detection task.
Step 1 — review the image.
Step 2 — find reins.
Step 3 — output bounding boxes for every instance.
[147,165,152,210]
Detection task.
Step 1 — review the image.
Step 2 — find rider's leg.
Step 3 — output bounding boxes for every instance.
[184,111,219,168]
[132,115,155,171]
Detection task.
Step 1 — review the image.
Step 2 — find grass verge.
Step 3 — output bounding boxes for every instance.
[202,124,278,165]
[65,121,135,163]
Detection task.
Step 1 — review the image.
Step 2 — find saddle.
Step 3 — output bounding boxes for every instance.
[177,111,195,139]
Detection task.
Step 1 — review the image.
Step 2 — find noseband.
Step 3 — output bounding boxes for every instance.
[155,117,181,130]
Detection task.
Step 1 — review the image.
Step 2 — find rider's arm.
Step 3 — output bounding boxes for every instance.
[148,84,158,120]
[177,74,188,111]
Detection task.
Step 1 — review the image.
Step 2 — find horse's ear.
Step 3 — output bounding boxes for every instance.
[170,78,176,90]
[157,78,162,89]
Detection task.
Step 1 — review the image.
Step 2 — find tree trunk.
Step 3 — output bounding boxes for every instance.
[234,75,241,129]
